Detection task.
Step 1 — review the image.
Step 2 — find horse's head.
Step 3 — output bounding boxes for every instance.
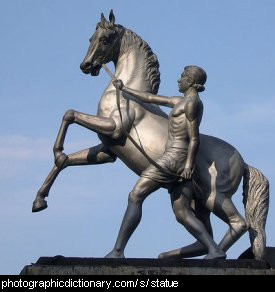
[80,10,124,76]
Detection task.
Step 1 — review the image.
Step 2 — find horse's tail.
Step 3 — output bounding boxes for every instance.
[242,164,269,260]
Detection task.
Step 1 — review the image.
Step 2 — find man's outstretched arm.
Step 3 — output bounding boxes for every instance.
[113,79,179,108]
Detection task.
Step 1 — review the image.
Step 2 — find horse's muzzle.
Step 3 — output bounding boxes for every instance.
[80,62,92,74]
[80,62,101,76]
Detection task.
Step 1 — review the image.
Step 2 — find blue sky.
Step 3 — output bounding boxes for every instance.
[0,0,274,274]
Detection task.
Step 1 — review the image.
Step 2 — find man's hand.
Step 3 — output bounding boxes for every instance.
[181,167,193,180]
[113,79,124,90]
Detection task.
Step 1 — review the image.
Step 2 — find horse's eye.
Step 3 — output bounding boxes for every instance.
[101,38,108,45]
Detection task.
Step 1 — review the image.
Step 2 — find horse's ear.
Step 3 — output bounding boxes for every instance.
[109,9,115,24]
[101,13,107,24]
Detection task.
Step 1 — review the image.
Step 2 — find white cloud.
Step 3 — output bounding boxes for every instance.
[0,135,51,161]
[201,97,275,136]
[0,134,99,180]
[0,134,99,161]
[237,102,275,124]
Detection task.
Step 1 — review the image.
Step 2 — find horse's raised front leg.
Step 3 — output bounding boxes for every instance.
[33,108,131,212]
[53,109,118,162]
[32,144,117,212]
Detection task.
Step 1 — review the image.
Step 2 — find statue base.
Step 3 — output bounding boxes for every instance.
[20,256,275,275]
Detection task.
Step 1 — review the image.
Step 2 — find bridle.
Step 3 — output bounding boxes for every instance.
[102,63,183,182]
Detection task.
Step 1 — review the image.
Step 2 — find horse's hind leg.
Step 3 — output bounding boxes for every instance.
[32,144,116,212]
[158,200,212,259]
[206,192,249,253]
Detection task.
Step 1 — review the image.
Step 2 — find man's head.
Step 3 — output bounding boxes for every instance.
[183,66,207,92]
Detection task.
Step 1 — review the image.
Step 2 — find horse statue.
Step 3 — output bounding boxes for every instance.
[32,10,269,260]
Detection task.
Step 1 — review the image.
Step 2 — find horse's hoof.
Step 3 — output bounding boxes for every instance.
[158,251,181,260]
[32,199,48,212]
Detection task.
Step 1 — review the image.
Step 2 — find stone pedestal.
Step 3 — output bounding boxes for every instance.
[20,256,275,275]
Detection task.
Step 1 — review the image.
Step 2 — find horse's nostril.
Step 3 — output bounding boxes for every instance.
[80,62,87,71]
[80,62,92,73]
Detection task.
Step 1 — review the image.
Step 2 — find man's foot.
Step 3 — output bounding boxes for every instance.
[204,250,226,260]
[105,249,125,258]
[158,248,182,259]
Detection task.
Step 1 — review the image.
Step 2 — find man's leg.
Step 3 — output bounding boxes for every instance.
[105,177,161,258]
[170,182,226,259]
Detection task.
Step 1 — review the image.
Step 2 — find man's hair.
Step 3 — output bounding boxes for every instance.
[184,66,207,92]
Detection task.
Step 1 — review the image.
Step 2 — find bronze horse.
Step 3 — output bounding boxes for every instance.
[32,11,269,260]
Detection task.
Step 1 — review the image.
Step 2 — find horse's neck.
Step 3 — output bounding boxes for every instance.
[98,48,161,117]
[108,49,152,92]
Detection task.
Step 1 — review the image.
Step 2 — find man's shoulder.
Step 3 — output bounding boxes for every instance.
[186,95,200,107]
[185,97,202,121]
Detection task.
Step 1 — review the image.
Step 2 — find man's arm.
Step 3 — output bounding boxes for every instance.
[182,101,200,179]
[113,79,179,108]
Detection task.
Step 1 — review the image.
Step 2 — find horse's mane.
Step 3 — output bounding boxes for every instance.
[97,21,160,94]
[120,28,160,94]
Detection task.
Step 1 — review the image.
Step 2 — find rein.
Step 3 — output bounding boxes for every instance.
[102,64,183,181]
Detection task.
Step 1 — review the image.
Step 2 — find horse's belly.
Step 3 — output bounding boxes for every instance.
[195,134,245,197]
[99,113,168,175]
